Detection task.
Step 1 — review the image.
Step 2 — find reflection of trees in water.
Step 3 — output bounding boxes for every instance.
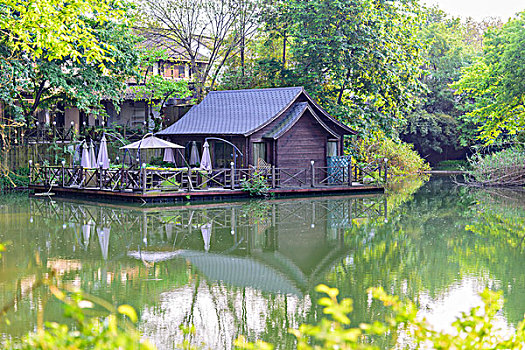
[322,178,525,334]
[1,194,389,346]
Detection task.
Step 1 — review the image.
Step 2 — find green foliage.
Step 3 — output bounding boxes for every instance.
[465,147,525,186]
[5,282,154,350]
[0,9,140,122]
[400,112,463,154]
[433,159,469,171]
[0,167,29,191]
[452,12,525,143]
[0,0,134,65]
[359,137,430,176]
[237,284,525,350]
[220,0,426,138]
[240,172,271,197]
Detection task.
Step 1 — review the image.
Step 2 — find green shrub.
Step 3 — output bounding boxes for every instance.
[466,147,525,186]
[0,167,30,191]
[358,137,430,176]
[240,172,271,197]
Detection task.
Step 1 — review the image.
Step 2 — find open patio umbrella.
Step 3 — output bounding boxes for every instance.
[200,141,212,171]
[81,142,91,168]
[120,135,184,150]
[200,223,212,252]
[97,134,110,169]
[189,141,199,166]
[89,141,97,168]
[163,148,176,164]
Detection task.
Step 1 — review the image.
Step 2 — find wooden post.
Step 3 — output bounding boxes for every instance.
[310,160,315,187]
[271,165,276,188]
[230,162,235,190]
[142,164,147,194]
[348,159,353,187]
[61,161,65,187]
[99,164,103,189]
[383,158,388,184]
[28,160,32,186]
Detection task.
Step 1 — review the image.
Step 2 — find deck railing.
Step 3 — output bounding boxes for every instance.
[29,161,388,193]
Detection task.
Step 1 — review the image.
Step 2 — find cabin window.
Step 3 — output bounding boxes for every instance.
[252,142,267,165]
[327,141,338,157]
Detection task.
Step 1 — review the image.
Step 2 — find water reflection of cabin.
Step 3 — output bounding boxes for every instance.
[157,87,356,169]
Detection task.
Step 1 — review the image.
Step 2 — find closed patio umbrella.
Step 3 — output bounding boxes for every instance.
[189,141,199,166]
[97,134,110,169]
[200,141,212,171]
[163,148,176,164]
[81,142,91,168]
[89,141,97,168]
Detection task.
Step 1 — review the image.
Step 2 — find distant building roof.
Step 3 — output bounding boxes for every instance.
[157,87,355,136]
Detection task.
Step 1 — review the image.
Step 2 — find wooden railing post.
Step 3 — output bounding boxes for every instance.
[28,160,33,186]
[98,164,103,189]
[230,162,235,190]
[310,160,315,187]
[141,164,147,194]
[271,166,276,188]
[348,160,353,187]
[61,160,66,187]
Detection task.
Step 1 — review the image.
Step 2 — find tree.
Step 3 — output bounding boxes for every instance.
[0,0,134,66]
[137,0,261,98]
[1,21,140,124]
[131,47,192,131]
[452,11,525,143]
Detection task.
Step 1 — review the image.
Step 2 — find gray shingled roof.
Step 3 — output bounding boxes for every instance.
[263,102,308,139]
[157,87,303,136]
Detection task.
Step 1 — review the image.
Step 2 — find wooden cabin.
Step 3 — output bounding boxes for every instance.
[157,87,356,169]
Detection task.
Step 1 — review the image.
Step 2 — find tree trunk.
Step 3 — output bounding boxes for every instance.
[282,34,287,68]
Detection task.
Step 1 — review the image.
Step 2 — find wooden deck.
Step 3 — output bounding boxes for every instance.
[28,163,386,203]
[30,183,384,203]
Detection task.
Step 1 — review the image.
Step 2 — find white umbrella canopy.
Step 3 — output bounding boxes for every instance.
[163,148,176,164]
[97,134,110,169]
[81,142,91,168]
[89,141,97,168]
[120,135,184,150]
[200,141,212,171]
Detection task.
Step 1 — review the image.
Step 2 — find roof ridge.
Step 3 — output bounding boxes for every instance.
[209,86,303,94]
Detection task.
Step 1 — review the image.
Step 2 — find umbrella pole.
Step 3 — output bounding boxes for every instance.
[178,149,191,168]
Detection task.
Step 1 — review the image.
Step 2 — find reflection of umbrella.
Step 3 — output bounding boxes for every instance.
[189,141,199,166]
[89,141,97,168]
[200,141,212,171]
[97,134,110,169]
[81,220,94,250]
[81,142,91,168]
[200,223,212,252]
[97,226,111,260]
[163,148,176,164]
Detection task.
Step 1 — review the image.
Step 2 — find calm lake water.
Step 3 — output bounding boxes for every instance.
[1,177,525,348]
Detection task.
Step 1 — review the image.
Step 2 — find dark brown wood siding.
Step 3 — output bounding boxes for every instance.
[276,110,332,169]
